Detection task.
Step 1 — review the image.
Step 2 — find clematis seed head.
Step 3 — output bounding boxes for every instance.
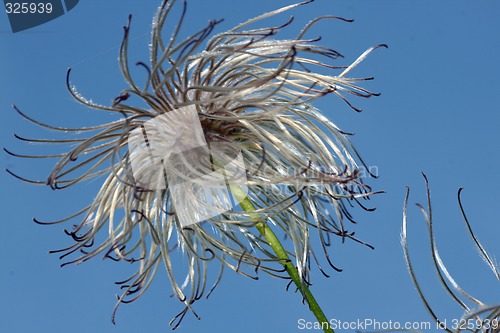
[6,0,385,328]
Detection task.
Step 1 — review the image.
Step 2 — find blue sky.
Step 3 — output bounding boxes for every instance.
[1,1,500,332]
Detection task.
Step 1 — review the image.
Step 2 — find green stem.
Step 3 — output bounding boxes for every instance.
[230,185,334,333]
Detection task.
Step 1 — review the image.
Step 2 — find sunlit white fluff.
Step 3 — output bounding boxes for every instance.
[6,0,385,328]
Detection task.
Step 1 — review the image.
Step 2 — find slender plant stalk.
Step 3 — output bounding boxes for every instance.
[230,185,334,333]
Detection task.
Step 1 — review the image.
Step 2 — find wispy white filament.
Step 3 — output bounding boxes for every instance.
[7,0,385,328]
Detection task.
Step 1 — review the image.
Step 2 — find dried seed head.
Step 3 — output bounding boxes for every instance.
[6,0,385,328]
[402,174,500,333]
